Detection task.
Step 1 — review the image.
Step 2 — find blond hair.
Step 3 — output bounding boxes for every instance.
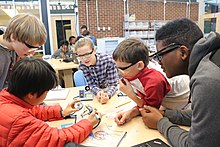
[75,37,94,52]
[3,13,47,45]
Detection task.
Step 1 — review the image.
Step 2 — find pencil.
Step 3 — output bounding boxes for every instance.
[115,101,131,108]
[117,131,127,147]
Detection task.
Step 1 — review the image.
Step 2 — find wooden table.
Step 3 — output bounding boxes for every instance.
[47,59,78,88]
[45,87,171,147]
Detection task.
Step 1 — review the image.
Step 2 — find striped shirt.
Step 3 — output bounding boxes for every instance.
[79,53,118,97]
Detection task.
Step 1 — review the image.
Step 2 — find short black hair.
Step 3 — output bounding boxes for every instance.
[60,40,69,46]
[156,18,203,50]
[82,30,90,36]
[8,57,58,98]
[69,36,76,41]
[113,38,149,66]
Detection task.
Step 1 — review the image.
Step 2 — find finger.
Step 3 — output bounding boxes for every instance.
[69,99,81,107]
[71,109,79,113]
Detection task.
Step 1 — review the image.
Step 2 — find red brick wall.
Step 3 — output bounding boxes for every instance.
[78,0,199,38]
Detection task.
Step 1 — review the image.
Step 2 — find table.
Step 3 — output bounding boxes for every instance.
[45,87,171,147]
[47,59,78,88]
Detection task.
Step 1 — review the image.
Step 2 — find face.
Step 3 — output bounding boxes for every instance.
[81,28,86,34]
[70,38,76,44]
[12,39,40,58]
[62,45,69,53]
[24,91,48,106]
[115,60,140,79]
[156,41,181,78]
[76,45,96,66]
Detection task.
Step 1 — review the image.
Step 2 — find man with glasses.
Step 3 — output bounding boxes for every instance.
[75,38,118,104]
[0,13,46,91]
[112,38,170,126]
[140,18,220,146]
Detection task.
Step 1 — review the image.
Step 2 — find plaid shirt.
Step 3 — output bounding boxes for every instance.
[79,53,118,97]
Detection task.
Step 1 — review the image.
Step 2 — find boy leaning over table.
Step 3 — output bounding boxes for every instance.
[0,13,47,91]
[112,38,171,125]
[140,18,220,146]
[0,57,101,147]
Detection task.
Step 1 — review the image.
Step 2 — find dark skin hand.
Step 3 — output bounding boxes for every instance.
[139,105,164,129]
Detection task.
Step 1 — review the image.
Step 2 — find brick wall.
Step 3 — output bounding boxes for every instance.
[78,0,199,38]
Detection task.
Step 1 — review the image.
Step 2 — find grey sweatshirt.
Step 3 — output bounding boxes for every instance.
[0,45,17,91]
[158,32,220,147]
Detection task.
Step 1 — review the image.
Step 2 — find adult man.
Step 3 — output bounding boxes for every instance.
[140,18,220,146]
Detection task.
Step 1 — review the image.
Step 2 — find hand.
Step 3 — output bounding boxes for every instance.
[87,110,102,127]
[62,99,81,117]
[118,78,135,98]
[114,108,140,125]
[139,105,163,129]
[97,90,109,104]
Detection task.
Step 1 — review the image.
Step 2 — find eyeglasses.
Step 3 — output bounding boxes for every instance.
[117,62,137,71]
[149,43,181,62]
[24,42,41,52]
[76,49,94,60]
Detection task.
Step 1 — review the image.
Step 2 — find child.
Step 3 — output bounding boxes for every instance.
[52,40,72,59]
[0,13,47,91]
[112,38,170,125]
[75,38,119,104]
[0,57,101,146]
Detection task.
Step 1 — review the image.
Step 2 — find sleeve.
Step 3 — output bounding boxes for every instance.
[141,75,170,108]
[164,109,192,126]
[30,105,63,121]
[79,65,101,95]
[105,59,119,98]
[10,115,93,147]
[52,50,60,59]
[157,117,190,147]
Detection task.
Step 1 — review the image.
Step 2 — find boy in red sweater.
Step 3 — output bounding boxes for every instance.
[112,38,170,125]
[0,57,101,147]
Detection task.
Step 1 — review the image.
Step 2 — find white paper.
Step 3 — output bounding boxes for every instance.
[45,89,69,101]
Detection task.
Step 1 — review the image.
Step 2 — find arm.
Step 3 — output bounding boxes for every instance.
[105,60,119,97]
[52,50,61,59]
[30,105,63,121]
[10,116,93,146]
[164,109,192,126]
[79,65,102,95]
[141,76,170,109]
[114,107,140,125]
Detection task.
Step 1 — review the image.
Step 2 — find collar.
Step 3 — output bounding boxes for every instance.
[125,67,150,81]
[1,88,34,109]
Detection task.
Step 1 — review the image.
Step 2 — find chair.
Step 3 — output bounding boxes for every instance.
[73,70,87,86]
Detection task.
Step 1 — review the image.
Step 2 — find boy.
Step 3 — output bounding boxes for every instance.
[112,38,170,125]
[0,13,47,91]
[75,38,118,104]
[52,40,72,59]
[140,18,220,146]
[0,57,101,146]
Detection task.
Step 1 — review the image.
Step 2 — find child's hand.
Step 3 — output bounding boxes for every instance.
[97,90,109,104]
[118,78,134,97]
[87,110,102,126]
[62,100,81,117]
[114,108,140,125]
[114,110,132,125]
